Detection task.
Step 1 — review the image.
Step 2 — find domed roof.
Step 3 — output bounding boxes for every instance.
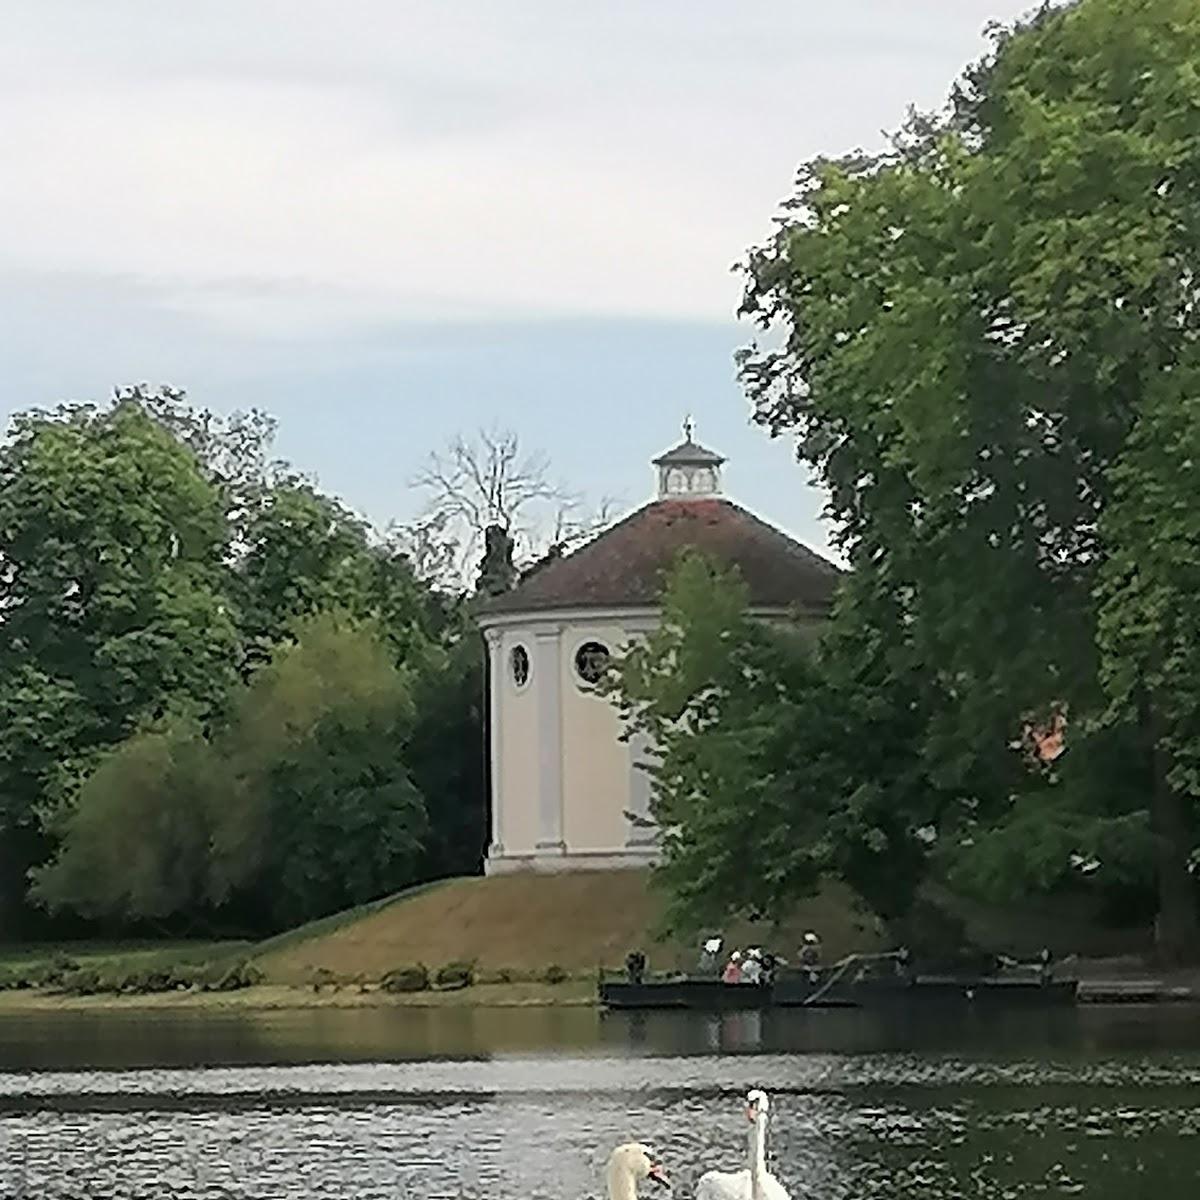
[479,496,841,617]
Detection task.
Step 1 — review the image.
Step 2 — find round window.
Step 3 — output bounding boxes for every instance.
[510,645,530,688]
[574,641,611,685]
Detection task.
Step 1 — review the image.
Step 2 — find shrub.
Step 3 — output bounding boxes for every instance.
[543,964,569,985]
[381,964,429,993]
[434,961,475,991]
[60,967,103,996]
[167,963,202,990]
[211,961,262,992]
[310,967,336,993]
[37,953,81,988]
[126,968,174,994]
[191,960,230,990]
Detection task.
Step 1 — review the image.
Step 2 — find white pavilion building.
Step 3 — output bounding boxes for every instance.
[476,429,841,875]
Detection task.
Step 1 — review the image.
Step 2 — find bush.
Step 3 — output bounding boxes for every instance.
[37,953,81,988]
[310,967,336,993]
[543,964,569,985]
[434,961,474,991]
[0,968,29,991]
[60,967,103,996]
[381,964,429,993]
[210,961,262,992]
[167,963,202,990]
[124,968,174,995]
[191,960,231,990]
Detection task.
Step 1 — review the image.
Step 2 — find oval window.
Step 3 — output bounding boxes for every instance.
[510,645,531,688]
[574,641,611,685]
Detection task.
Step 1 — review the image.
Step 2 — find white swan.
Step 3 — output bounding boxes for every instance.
[607,1142,670,1200]
[695,1090,790,1200]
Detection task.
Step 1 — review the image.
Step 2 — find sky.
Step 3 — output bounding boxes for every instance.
[0,1,1041,558]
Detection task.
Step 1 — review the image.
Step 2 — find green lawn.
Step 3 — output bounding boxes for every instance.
[0,940,251,972]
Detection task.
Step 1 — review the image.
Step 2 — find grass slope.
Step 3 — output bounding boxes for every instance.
[0,940,250,973]
[256,870,885,984]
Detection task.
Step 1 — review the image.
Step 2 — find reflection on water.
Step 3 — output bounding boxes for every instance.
[2,1005,1200,1198]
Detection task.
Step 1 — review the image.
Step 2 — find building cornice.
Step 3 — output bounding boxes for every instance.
[476,603,811,634]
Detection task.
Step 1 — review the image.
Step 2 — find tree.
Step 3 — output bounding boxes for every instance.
[406,620,488,881]
[36,615,430,931]
[30,718,215,924]
[737,0,1200,960]
[220,613,431,928]
[412,427,614,589]
[1096,368,1200,950]
[0,399,240,838]
[233,482,431,666]
[3,384,487,933]
[606,552,937,933]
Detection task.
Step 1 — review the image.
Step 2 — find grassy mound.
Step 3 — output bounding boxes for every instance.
[254,870,885,985]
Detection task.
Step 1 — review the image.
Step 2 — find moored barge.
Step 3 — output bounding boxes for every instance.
[598,955,1078,1010]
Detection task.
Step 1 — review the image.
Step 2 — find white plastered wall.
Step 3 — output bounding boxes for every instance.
[481,605,798,874]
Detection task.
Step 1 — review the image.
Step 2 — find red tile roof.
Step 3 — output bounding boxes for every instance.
[480,498,842,616]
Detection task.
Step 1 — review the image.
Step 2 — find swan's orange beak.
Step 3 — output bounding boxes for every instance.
[745,1105,756,1123]
[647,1162,669,1188]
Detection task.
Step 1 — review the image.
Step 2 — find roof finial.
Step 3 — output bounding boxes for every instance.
[683,414,695,442]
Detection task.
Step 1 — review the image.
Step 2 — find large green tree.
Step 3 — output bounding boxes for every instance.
[607,552,937,934]
[35,615,429,931]
[737,0,1200,959]
[233,482,432,671]
[1,385,473,932]
[0,399,239,838]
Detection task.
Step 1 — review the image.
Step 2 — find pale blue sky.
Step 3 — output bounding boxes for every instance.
[0,1,1041,557]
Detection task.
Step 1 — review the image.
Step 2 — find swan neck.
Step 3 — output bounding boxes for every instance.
[606,1163,638,1200]
[748,1114,768,1175]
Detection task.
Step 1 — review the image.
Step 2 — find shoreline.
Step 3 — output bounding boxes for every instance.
[1,976,1198,1016]
[0,980,598,1015]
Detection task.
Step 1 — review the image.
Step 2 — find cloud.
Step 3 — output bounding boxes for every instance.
[0,0,1033,333]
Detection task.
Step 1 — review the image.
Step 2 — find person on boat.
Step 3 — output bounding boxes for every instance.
[722,951,743,984]
[741,949,763,985]
[799,931,822,967]
[760,951,778,985]
[625,950,647,984]
[699,937,723,975]
[1038,947,1052,985]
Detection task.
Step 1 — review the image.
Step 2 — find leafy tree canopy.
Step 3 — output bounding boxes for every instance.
[35,614,429,931]
[0,397,240,832]
[735,0,1200,960]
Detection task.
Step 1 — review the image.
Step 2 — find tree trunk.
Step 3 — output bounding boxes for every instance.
[1144,699,1199,966]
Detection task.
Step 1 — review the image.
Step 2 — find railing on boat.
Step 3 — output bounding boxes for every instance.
[597,950,1079,1010]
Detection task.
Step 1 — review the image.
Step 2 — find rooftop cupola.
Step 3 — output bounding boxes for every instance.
[652,417,725,499]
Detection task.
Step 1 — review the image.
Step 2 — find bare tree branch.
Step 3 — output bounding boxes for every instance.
[409,427,619,590]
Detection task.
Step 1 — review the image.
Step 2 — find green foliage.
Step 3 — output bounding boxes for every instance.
[31,718,215,921]
[381,964,429,993]
[50,957,261,996]
[542,964,568,985]
[36,615,430,931]
[219,614,429,929]
[733,0,1200,959]
[0,397,240,833]
[0,380,490,936]
[607,552,934,932]
[234,484,432,670]
[406,615,487,879]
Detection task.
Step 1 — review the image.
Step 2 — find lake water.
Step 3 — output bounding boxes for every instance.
[2,1005,1200,1198]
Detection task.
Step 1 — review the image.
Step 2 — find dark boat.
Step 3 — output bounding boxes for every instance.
[598,956,1079,1011]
